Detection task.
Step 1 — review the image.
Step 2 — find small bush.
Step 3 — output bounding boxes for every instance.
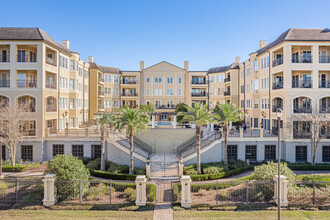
[148,184,156,202]
[90,170,138,181]
[2,164,26,172]
[253,161,295,182]
[124,187,136,202]
[134,167,146,175]
[107,164,129,174]
[86,183,115,200]
[184,164,197,175]
[228,160,248,170]
[79,157,91,165]
[197,189,207,196]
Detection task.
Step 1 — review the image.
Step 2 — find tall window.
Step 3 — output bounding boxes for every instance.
[70,60,75,70]
[178,89,182,96]
[167,77,173,84]
[166,89,174,96]
[91,145,101,160]
[254,118,259,128]
[323,146,330,162]
[178,77,182,84]
[246,145,257,161]
[21,145,33,161]
[2,145,5,161]
[70,79,75,90]
[70,98,75,109]
[70,117,75,128]
[265,145,276,161]
[72,145,84,157]
[146,89,150,96]
[155,77,162,84]
[146,77,150,84]
[53,144,64,157]
[227,145,237,160]
[296,146,307,162]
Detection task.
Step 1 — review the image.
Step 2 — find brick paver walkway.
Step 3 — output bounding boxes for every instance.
[153,204,173,220]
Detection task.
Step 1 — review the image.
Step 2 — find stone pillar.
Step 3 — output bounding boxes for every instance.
[42,174,56,207]
[180,175,192,208]
[239,128,243,138]
[135,175,147,206]
[65,128,69,137]
[146,164,150,177]
[211,123,214,132]
[259,128,263,138]
[229,121,232,130]
[85,128,89,137]
[207,121,210,131]
[173,115,177,128]
[152,115,155,129]
[179,163,184,177]
[274,175,289,207]
[45,128,49,137]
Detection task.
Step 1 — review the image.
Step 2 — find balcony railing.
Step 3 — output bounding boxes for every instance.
[272,105,283,113]
[294,107,312,113]
[191,80,208,84]
[272,57,283,67]
[98,77,104,82]
[319,80,330,88]
[98,105,104,109]
[319,55,330,63]
[224,77,230,83]
[224,91,230,96]
[46,57,56,66]
[0,55,10,62]
[156,105,176,109]
[320,131,330,139]
[17,55,37,63]
[292,55,312,63]
[293,131,311,139]
[122,93,138,96]
[191,92,207,97]
[46,105,57,112]
[46,81,56,89]
[272,82,283,89]
[17,80,37,88]
[292,80,312,88]
[0,80,10,88]
[98,91,104,96]
[319,107,330,113]
[21,130,36,137]
[122,81,137,84]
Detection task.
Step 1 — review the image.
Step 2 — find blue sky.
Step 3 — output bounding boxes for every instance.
[2,0,330,70]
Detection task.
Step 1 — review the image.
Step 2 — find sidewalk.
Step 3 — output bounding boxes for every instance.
[2,171,44,178]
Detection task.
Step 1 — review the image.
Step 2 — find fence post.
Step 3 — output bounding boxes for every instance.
[259,128,263,137]
[15,178,19,203]
[274,175,288,207]
[313,180,315,205]
[79,180,82,203]
[246,181,249,203]
[146,163,150,177]
[135,175,147,206]
[216,181,219,205]
[180,175,192,208]
[239,128,244,138]
[110,179,112,204]
[42,174,56,207]
[85,128,89,137]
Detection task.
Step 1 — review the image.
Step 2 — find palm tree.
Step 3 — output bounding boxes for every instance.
[213,103,243,168]
[115,106,150,174]
[95,112,115,171]
[178,102,213,174]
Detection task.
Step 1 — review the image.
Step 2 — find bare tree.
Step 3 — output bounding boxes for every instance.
[289,103,330,165]
[0,102,28,166]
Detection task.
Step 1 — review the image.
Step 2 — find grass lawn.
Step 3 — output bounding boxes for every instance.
[174,210,330,220]
[0,210,153,220]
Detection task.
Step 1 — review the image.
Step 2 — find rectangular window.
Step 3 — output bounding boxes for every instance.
[178,77,182,84]
[70,60,75,70]
[254,80,258,91]
[70,79,75,90]
[91,145,101,160]
[167,77,173,84]
[265,145,276,161]
[254,118,259,128]
[53,144,64,157]
[70,117,75,128]
[146,77,150,84]
[21,145,33,161]
[146,89,150,96]
[72,145,84,157]
[296,146,307,162]
[246,145,257,161]
[227,145,237,160]
[323,146,330,162]
[254,98,259,109]
[254,60,258,71]
[70,98,75,109]
[166,89,173,96]
[178,89,182,96]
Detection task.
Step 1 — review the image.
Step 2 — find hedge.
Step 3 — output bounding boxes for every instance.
[148,184,156,202]
[189,165,254,181]
[2,165,26,172]
[90,170,138,181]
[288,163,330,170]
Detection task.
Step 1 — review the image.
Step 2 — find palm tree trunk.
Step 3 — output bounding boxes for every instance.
[129,128,134,174]
[100,127,105,171]
[224,123,228,169]
[196,125,201,174]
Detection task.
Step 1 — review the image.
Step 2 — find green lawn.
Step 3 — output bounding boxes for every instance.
[0,210,153,220]
[174,210,330,220]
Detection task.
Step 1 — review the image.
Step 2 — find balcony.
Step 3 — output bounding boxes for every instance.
[156,105,175,109]
[21,129,36,137]
[17,80,37,88]
[0,55,10,63]
[0,80,10,88]
[191,80,208,85]
[98,91,104,96]
[224,91,230,96]
[122,93,138,97]
[46,105,57,112]
[319,80,330,88]
[98,105,104,109]
[98,77,104,83]
[272,82,283,89]
[292,80,312,88]
[17,54,37,63]
[319,55,330,63]
[122,80,137,84]
[292,55,312,63]
[224,77,230,83]
[191,92,207,97]
[272,57,283,67]
[294,107,312,113]
[272,105,283,113]
[46,57,56,66]
[293,131,310,139]
[46,81,56,89]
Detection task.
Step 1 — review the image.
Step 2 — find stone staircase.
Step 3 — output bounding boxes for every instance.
[150,153,179,178]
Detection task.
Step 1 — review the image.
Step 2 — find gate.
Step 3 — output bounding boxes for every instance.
[155,180,180,205]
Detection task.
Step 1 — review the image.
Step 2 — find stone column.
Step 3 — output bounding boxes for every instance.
[274,175,289,207]
[239,127,243,138]
[45,128,49,137]
[135,175,147,206]
[42,174,56,207]
[211,123,214,132]
[259,128,263,138]
[85,128,89,137]
[152,115,155,129]
[146,164,150,177]
[173,115,177,128]
[180,175,192,208]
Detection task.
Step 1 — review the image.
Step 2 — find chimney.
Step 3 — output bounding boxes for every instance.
[140,61,145,71]
[259,40,267,49]
[88,56,94,63]
[235,57,240,63]
[184,61,189,71]
[62,40,70,49]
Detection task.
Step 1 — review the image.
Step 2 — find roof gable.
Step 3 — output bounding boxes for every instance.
[143,61,184,72]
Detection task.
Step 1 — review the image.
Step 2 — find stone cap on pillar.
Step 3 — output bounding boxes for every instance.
[274,175,287,181]
[135,175,147,183]
[44,174,56,179]
[180,175,192,183]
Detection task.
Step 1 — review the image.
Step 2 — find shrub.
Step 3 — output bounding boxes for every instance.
[86,183,115,200]
[202,162,227,174]
[2,164,26,172]
[79,157,91,165]
[190,166,254,181]
[148,184,156,202]
[197,189,207,196]
[124,187,136,202]
[228,160,247,170]
[184,164,197,175]
[90,170,137,181]
[45,155,90,200]
[107,164,129,174]
[288,163,330,171]
[134,167,146,175]
[253,161,295,182]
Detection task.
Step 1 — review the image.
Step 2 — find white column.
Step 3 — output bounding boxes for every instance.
[207,121,210,131]
[135,175,147,206]
[152,115,155,128]
[274,175,289,207]
[211,123,214,132]
[229,121,232,130]
[180,175,192,208]
[146,164,150,177]
[259,128,263,138]
[42,174,56,207]
[173,115,177,128]
[239,127,244,138]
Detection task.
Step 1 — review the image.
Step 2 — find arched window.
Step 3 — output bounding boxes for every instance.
[17,96,36,112]
[293,97,311,113]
